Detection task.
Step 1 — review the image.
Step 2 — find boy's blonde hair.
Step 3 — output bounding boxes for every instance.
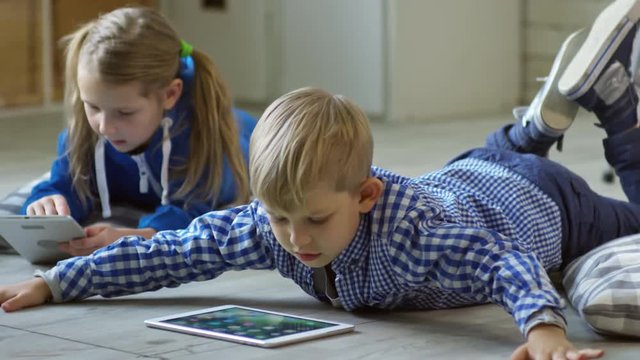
[62,7,249,208]
[250,87,373,212]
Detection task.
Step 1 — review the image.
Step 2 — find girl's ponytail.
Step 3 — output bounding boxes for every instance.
[180,49,250,206]
[61,21,98,206]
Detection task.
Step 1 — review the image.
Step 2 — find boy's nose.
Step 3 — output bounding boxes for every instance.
[289,227,311,248]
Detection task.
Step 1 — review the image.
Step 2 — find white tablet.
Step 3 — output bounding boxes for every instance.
[144,305,355,348]
[0,215,84,264]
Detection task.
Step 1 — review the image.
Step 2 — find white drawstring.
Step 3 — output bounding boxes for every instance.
[160,117,173,205]
[131,154,149,194]
[94,137,112,218]
[630,27,640,126]
[94,118,173,218]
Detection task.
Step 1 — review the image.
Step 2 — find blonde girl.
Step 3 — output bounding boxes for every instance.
[22,7,256,256]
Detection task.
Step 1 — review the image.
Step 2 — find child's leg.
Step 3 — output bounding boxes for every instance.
[559,0,640,203]
[536,156,640,265]
[486,31,587,156]
[459,147,640,265]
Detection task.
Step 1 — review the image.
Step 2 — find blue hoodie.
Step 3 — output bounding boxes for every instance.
[22,56,257,231]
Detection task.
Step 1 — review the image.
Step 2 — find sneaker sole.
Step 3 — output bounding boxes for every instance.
[538,30,587,132]
[559,0,640,99]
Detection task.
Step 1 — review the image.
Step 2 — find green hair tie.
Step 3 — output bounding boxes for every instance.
[180,40,193,58]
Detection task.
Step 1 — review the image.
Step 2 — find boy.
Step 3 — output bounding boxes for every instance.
[2,0,640,358]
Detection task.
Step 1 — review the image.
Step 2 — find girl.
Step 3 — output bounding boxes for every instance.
[21,7,256,256]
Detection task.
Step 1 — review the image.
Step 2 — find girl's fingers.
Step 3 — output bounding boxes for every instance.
[52,196,71,216]
[42,199,58,215]
[29,203,45,216]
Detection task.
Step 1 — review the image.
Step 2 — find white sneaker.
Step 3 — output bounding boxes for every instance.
[559,0,640,103]
[524,30,587,137]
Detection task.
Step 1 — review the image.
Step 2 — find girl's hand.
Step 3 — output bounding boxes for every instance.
[26,194,71,216]
[59,224,156,256]
[59,224,122,256]
[511,324,604,360]
[0,278,52,312]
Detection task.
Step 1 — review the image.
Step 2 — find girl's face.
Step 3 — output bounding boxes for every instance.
[78,68,182,153]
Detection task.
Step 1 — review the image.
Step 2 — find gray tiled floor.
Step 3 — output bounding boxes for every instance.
[0,109,638,359]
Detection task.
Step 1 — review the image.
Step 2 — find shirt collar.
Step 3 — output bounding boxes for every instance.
[330,213,371,273]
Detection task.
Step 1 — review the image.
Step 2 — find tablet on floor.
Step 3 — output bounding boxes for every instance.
[144,304,355,348]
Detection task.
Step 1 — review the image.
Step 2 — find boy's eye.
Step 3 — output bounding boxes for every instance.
[269,216,288,224]
[118,111,135,117]
[308,216,328,225]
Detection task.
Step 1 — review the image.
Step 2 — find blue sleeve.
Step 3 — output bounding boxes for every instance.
[21,130,93,223]
[138,109,257,231]
[389,213,565,335]
[43,201,275,302]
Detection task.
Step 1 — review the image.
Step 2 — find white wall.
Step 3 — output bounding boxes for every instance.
[163,0,270,103]
[386,0,522,122]
[279,0,385,116]
[155,0,523,122]
[164,0,386,116]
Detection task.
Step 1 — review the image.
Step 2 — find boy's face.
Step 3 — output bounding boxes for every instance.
[264,183,367,268]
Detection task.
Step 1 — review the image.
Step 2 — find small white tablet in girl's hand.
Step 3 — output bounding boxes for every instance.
[144,305,355,348]
[0,215,84,264]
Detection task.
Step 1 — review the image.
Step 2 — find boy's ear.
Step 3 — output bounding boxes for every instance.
[162,78,183,110]
[357,177,383,213]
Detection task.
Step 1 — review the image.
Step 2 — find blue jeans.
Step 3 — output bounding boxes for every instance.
[466,122,640,266]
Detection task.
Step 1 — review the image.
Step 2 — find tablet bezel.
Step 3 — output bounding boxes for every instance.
[144,304,355,348]
[0,215,84,264]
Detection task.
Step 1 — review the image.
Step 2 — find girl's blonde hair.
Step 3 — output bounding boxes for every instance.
[63,7,249,208]
[250,87,373,212]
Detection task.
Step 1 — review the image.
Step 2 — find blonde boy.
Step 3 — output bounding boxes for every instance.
[250,89,380,269]
[0,86,612,359]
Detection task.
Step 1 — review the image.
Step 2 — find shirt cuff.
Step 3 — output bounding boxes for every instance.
[523,307,567,337]
[34,268,63,303]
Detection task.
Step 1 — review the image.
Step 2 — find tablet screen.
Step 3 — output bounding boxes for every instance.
[145,305,355,347]
[162,306,336,340]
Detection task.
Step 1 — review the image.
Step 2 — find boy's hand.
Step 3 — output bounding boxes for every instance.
[26,194,71,216]
[511,324,604,360]
[0,278,52,312]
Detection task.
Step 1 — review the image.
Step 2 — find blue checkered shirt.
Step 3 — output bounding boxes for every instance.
[40,158,565,335]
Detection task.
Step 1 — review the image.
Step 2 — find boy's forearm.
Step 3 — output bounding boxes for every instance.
[32,204,265,304]
[523,307,567,337]
[34,269,64,302]
[527,323,566,339]
[32,237,178,302]
[31,231,237,303]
